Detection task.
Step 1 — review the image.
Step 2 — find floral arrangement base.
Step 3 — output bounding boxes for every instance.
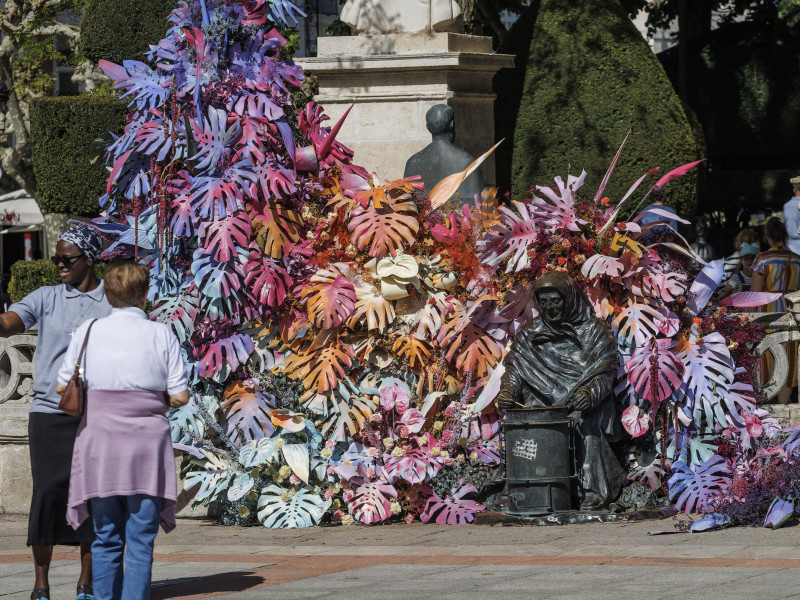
[475,507,677,526]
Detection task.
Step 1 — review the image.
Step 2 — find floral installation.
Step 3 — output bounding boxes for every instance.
[90,0,800,529]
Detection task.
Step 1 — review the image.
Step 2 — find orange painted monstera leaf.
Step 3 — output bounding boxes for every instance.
[301,269,357,330]
[347,199,420,258]
[276,342,355,393]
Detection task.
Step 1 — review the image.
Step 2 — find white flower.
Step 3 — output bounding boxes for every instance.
[390,502,402,515]
[278,465,291,478]
[341,514,355,525]
[274,439,285,449]
[281,492,291,502]
[383,437,394,447]
[391,446,404,457]
[320,448,333,459]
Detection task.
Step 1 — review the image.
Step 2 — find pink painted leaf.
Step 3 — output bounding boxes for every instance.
[625,338,684,403]
[718,292,783,308]
[170,194,196,237]
[581,254,626,280]
[300,270,357,329]
[420,484,484,524]
[399,408,424,433]
[251,162,297,200]
[195,331,255,383]
[655,158,706,188]
[593,131,629,204]
[431,213,459,245]
[461,412,501,443]
[348,477,398,524]
[531,172,588,233]
[478,201,539,273]
[380,386,410,414]
[199,211,253,262]
[244,250,291,309]
[383,448,442,485]
[221,380,277,445]
[621,405,651,437]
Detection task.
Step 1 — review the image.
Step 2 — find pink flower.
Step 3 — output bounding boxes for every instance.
[324,488,334,500]
[333,510,343,521]
[404,514,415,524]
[399,426,410,438]
[380,386,410,414]
[371,413,383,423]
[742,411,763,438]
[444,405,456,417]
[400,408,425,434]
[442,429,455,444]
[366,467,375,479]
[289,474,301,486]
[325,439,336,449]
[366,447,379,457]
[327,466,336,475]
[444,457,454,466]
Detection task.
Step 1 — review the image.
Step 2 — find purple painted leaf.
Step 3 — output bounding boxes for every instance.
[199,211,253,262]
[764,498,794,529]
[688,259,725,315]
[634,207,691,226]
[251,162,297,199]
[382,448,442,484]
[347,477,398,524]
[149,286,200,344]
[420,484,484,524]
[244,249,291,308]
[668,456,731,515]
[221,379,276,444]
[112,154,152,200]
[267,0,306,25]
[718,291,783,308]
[170,194,196,237]
[189,163,257,219]
[690,512,731,532]
[228,91,283,121]
[783,426,800,458]
[195,332,255,383]
[135,111,185,161]
[467,439,502,465]
[461,412,501,443]
[188,106,242,171]
[625,338,684,402]
[106,115,146,161]
[627,456,666,490]
[99,59,170,111]
[478,201,539,272]
[497,284,538,335]
[724,381,757,428]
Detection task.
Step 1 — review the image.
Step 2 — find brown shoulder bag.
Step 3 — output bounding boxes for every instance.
[58,319,97,417]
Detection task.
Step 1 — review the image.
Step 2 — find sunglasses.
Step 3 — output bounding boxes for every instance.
[50,254,84,267]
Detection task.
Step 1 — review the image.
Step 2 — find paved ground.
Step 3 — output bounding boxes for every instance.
[1,514,799,599]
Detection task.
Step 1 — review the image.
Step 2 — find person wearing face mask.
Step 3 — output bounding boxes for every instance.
[0,224,112,600]
[718,241,759,300]
[496,271,625,510]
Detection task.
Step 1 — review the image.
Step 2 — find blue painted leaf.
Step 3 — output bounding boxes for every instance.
[764,498,795,529]
[99,59,170,111]
[181,449,233,504]
[227,472,255,501]
[688,259,725,315]
[690,512,731,532]
[191,246,249,319]
[675,331,735,427]
[188,106,241,171]
[135,111,186,161]
[189,163,257,219]
[668,456,731,514]
[240,437,279,469]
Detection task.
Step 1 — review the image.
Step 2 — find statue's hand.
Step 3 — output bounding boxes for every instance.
[571,390,591,412]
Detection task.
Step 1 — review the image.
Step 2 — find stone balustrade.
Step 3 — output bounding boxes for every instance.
[2,296,800,513]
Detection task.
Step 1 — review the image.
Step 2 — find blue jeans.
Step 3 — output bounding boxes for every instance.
[90,494,162,600]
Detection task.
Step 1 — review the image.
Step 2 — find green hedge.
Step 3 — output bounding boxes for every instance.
[508,0,702,218]
[80,0,175,65]
[30,95,127,216]
[8,260,107,303]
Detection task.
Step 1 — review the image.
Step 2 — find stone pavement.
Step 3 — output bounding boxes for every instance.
[1,515,800,600]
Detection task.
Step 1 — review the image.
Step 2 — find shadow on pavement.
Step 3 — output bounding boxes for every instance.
[151,571,265,599]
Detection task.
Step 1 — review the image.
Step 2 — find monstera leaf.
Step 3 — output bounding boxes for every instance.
[135,112,185,161]
[249,198,303,259]
[195,332,255,383]
[411,292,453,339]
[244,250,291,309]
[347,292,395,331]
[182,449,233,504]
[301,269,357,329]
[189,163,256,219]
[348,477,398,524]
[171,194,197,237]
[239,437,279,469]
[99,59,171,111]
[675,331,735,426]
[191,247,248,318]
[581,254,626,280]
[150,286,200,344]
[687,259,725,315]
[668,456,731,514]
[221,379,277,445]
[611,303,672,348]
[438,319,503,378]
[278,343,355,393]
[420,484,484,524]
[301,379,375,441]
[188,106,241,171]
[640,269,688,303]
[625,338,684,403]
[627,456,666,490]
[200,211,253,262]
[722,381,758,428]
[348,202,420,258]
[392,335,433,369]
[251,162,297,199]
[257,484,330,529]
[478,201,539,273]
[530,172,587,233]
[383,449,442,485]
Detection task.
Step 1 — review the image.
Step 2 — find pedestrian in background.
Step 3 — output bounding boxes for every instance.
[0,224,110,600]
[58,261,188,600]
[752,217,800,404]
[718,241,759,299]
[783,176,800,255]
[722,228,760,283]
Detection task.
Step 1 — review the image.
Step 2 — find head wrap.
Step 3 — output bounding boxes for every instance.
[740,242,760,257]
[791,176,800,187]
[58,224,102,263]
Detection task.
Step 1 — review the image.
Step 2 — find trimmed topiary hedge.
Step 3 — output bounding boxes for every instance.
[509,0,702,218]
[30,95,127,216]
[80,0,175,65]
[9,259,107,303]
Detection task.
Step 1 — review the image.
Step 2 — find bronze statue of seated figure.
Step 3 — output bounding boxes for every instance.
[497,271,626,510]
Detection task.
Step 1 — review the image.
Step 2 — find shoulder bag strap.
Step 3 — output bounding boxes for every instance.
[72,319,98,378]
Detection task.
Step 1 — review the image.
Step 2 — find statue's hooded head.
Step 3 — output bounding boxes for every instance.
[532,271,594,330]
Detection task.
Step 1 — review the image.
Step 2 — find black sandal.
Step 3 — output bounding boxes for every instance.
[76,583,95,600]
[30,589,49,600]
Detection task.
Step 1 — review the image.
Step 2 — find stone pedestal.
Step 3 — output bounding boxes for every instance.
[297,33,514,185]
